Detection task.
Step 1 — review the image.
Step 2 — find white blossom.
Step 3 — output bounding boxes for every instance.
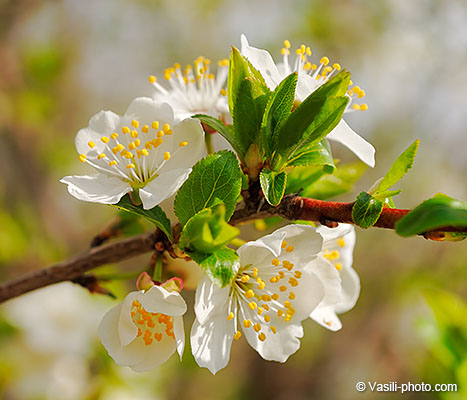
[241,34,375,167]
[61,97,204,210]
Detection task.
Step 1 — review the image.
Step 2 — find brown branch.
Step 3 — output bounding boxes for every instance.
[1,195,465,304]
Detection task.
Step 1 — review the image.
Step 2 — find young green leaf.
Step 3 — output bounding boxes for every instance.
[395,196,467,237]
[286,139,335,170]
[260,72,297,158]
[352,191,384,229]
[259,169,287,206]
[374,140,420,194]
[191,247,240,288]
[174,151,243,226]
[113,194,172,240]
[178,204,240,254]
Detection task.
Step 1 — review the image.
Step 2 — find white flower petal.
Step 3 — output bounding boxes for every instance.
[190,314,235,374]
[240,34,282,90]
[335,266,360,314]
[138,285,187,316]
[139,168,192,210]
[308,257,343,309]
[327,120,376,167]
[118,291,140,346]
[310,306,342,332]
[125,97,174,125]
[60,174,132,204]
[173,315,185,359]
[194,275,230,325]
[129,335,177,372]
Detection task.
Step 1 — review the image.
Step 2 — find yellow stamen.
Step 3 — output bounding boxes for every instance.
[248,301,257,310]
[271,258,280,267]
[360,104,368,111]
[101,136,110,143]
[258,332,266,341]
[110,133,118,140]
[122,126,130,134]
[88,141,95,149]
[227,312,234,320]
[243,319,252,328]
[179,141,188,147]
[78,154,86,163]
[97,153,106,160]
[142,125,149,133]
[152,121,159,130]
[245,289,255,299]
[164,152,171,161]
[234,331,241,340]
[253,323,261,332]
[126,163,135,169]
[320,56,330,66]
[285,245,294,253]
[131,120,139,128]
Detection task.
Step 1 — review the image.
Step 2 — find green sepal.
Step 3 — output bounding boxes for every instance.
[113,194,172,241]
[178,204,240,254]
[190,247,240,288]
[395,195,467,237]
[259,169,287,206]
[352,191,384,229]
[174,150,243,227]
[260,72,297,159]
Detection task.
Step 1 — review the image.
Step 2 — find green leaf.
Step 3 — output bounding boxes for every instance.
[375,140,420,194]
[227,46,268,114]
[286,139,335,170]
[260,72,297,158]
[232,77,270,156]
[174,150,243,226]
[271,72,351,169]
[352,191,384,229]
[260,169,287,206]
[113,194,172,240]
[396,196,467,237]
[192,114,241,155]
[179,204,240,254]
[373,189,402,201]
[191,247,240,288]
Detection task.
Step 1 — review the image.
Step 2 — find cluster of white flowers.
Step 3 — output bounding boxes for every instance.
[59,35,367,374]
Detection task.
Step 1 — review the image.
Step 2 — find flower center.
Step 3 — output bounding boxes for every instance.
[149,56,229,112]
[130,300,175,346]
[280,39,367,111]
[78,119,190,186]
[228,240,303,343]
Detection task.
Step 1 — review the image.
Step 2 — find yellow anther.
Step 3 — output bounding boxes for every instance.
[97,153,106,160]
[163,123,171,133]
[122,126,130,134]
[227,312,234,320]
[337,237,346,247]
[256,277,262,284]
[110,133,118,140]
[78,154,86,163]
[208,73,214,80]
[131,130,138,138]
[152,138,163,147]
[360,103,368,111]
[164,152,171,161]
[258,283,265,290]
[278,271,285,279]
[264,315,271,323]
[269,277,277,283]
[109,160,117,166]
[157,130,164,138]
[324,66,332,73]
[234,331,242,340]
[165,129,173,135]
[271,293,279,301]
[261,295,271,302]
[306,47,312,56]
[253,323,261,332]
[284,301,291,308]
[289,292,296,300]
[358,89,366,98]
[333,63,341,70]
[127,142,135,151]
[270,326,277,334]
[320,56,330,66]
[148,75,157,83]
[164,72,171,80]
[245,289,255,299]
[142,125,149,133]
[141,149,149,156]
[101,136,110,143]
[135,139,141,147]
[284,315,292,322]
[304,62,312,70]
[285,245,294,253]
[126,163,135,169]
[289,277,299,287]
[136,150,142,158]
[271,258,280,267]
[277,310,284,317]
[152,121,159,130]
[284,39,291,49]
[335,263,343,271]
[248,301,257,310]
[280,48,287,56]
[279,286,287,292]
[281,241,288,248]
[262,304,269,311]
[243,319,252,328]
[179,141,188,147]
[287,307,296,316]
[88,141,95,149]
[241,275,250,283]
[257,307,263,315]
[311,64,317,70]
[131,120,139,128]
[174,62,181,69]
[300,44,306,54]
[252,267,258,278]
[258,332,266,341]
[218,59,229,67]
[294,271,302,279]
[353,85,361,94]
[145,141,152,149]
[349,80,353,85]
[220,88,227,96]
[112,144,125,154]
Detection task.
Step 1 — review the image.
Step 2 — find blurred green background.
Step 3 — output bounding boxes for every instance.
[0,0,466,399]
